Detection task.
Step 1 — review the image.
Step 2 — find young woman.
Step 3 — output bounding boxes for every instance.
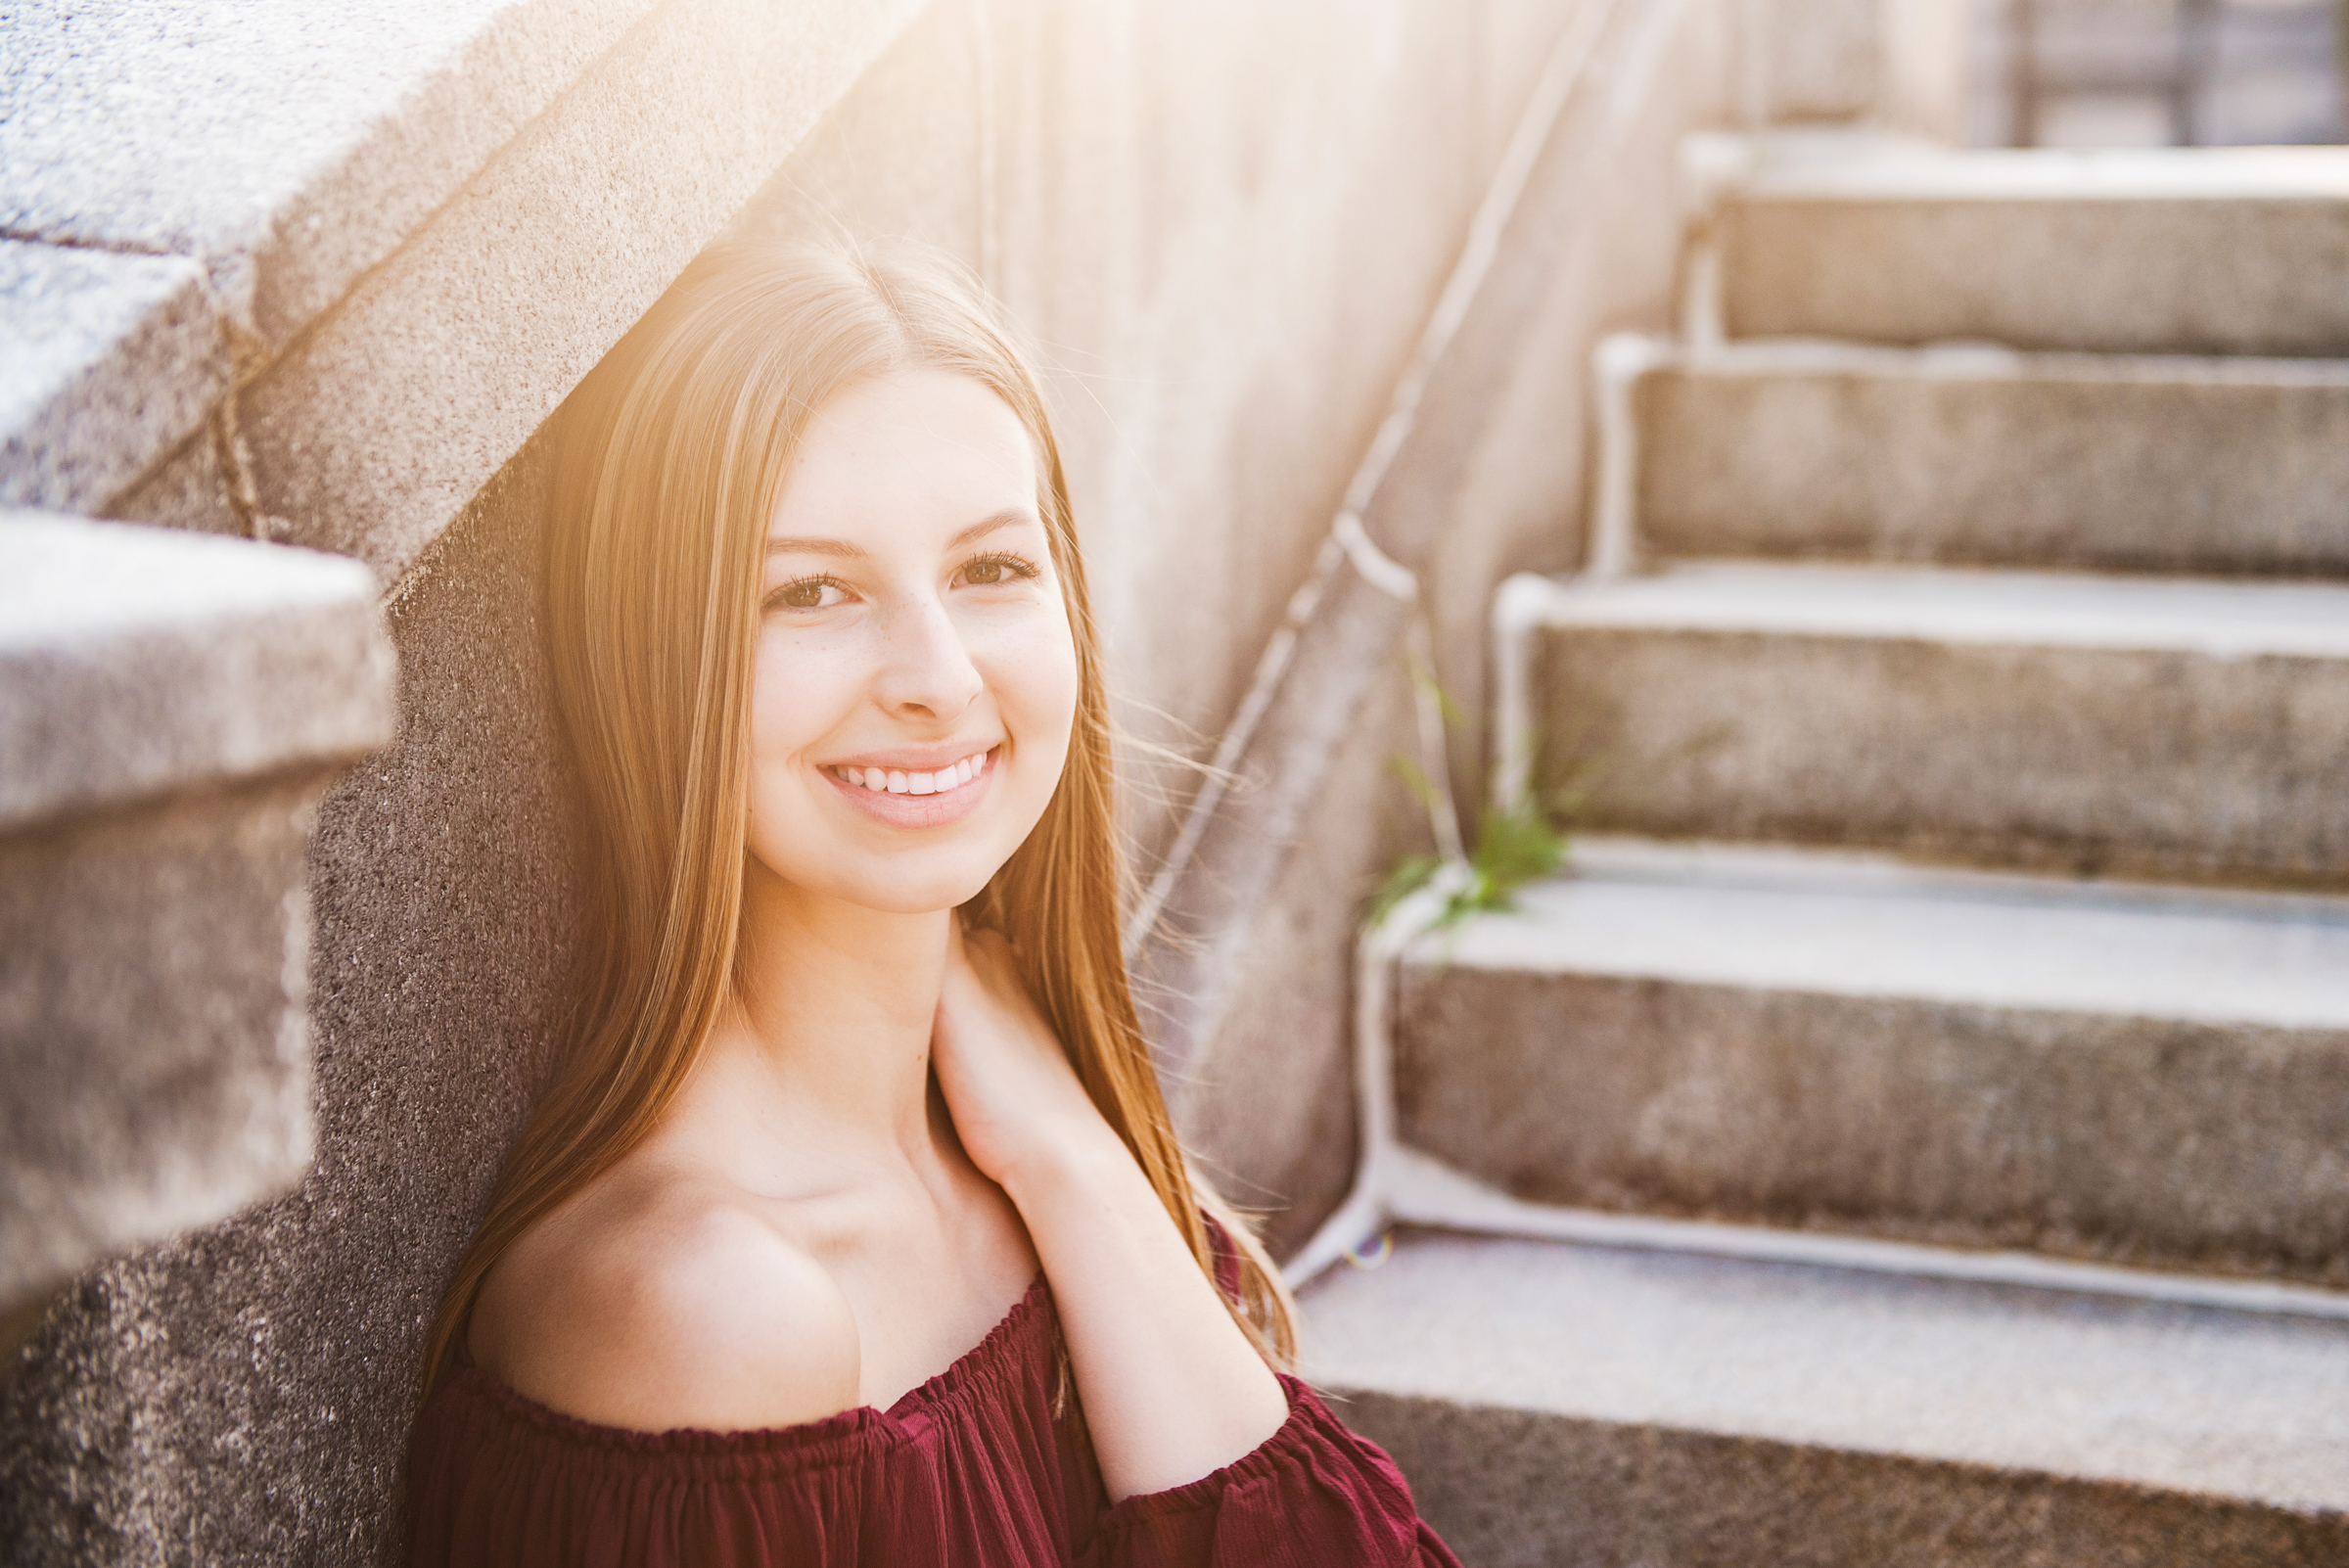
[405,241,1459,1566]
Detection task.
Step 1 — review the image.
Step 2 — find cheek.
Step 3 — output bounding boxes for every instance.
[981,608,1081,760]
[748,631,857,772]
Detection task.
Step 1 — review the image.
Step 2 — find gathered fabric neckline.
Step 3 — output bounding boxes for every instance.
[410,1230,1464,1567]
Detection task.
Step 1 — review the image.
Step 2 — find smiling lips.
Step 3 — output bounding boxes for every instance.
[828,748,993,797]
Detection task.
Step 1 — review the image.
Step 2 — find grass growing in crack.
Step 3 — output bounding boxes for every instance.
[1368,793,1568,932]
[1370,640,1645,933]
[1368,680,1619,934]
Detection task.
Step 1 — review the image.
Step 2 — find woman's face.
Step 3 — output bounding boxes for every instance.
[746,367,1080,915]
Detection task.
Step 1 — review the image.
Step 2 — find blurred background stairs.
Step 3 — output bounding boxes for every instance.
[1296,133,2349,1567]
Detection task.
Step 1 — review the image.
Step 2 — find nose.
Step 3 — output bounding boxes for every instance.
[872,592,984,723]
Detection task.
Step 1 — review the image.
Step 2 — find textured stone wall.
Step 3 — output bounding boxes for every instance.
[0,448,575,1564]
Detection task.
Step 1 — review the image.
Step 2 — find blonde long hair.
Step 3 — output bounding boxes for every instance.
[422,240,1296,1395]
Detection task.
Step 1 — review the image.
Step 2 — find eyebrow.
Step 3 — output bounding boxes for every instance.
[764,508,1036,559]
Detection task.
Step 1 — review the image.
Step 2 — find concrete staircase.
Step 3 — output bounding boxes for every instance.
[1296,138,2349,1566]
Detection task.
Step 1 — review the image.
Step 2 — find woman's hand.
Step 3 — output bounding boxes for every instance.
[931,920,1288,1502]
[931,921,1118,1191]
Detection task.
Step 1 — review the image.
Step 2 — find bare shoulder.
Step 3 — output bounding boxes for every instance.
[471,1171,861,1434]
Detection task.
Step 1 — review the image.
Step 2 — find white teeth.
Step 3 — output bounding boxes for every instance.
[836,752,990,796]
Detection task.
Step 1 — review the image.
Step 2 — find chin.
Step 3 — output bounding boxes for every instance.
[847,874,997,917]
[752,840,1009,918]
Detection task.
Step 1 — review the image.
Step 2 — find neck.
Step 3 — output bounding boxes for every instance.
[710,866,954,1168]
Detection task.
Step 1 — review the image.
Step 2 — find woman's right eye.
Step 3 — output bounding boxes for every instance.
[768,576,847,612]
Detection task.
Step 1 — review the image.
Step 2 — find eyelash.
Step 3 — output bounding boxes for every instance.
[960,550,1042,586]
[762,552,1042,612]
[765,573,848,613]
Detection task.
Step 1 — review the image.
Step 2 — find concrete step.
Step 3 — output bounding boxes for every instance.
[1634,342,2349,576]
[1714,145,2349,355]
[1394,837,2349,1284]
[1502,562,2349,886]
[0,512,392,1335]
[1301,1229,2349,1568]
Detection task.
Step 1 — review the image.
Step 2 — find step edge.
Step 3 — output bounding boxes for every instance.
[1396,841,2349,1028]
[1398,941,2349,1033]
[1369,1152,2349,1325]
[1309,1376,2349,1523]
[1726,144,2349,205]
[1512,561,2349,657]
[1545,835,2349,919]
[1298,1161,2349,1512]
[1649,336,2349,386]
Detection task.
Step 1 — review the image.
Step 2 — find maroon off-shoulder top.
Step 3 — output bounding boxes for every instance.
[407,1268,1460,1567]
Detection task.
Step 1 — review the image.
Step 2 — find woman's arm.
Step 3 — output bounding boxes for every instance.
[931,925,1288,1501]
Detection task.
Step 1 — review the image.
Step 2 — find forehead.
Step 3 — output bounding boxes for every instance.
[772,367,1037,537]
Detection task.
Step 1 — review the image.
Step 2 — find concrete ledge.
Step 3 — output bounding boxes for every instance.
[0,1,657,351]
[1522,563,2349,886]
[0,0,657,526]
[1636,343,2349,575]
[1304,1231,2349,1566]
[1717,146,2349,354]
[0,512,393,829]
[1395,841,2349,1282]
[0,242,227,516]
[241,0,926,580]
[0,445,565,1560]
[0,776,320,1303]
[1,0,925,576]
[0,513,394,1307]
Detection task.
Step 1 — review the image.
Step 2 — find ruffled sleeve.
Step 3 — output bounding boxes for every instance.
[1079,1375,1461,1568]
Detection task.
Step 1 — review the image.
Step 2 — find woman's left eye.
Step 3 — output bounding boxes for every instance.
[958,552,1038,588]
